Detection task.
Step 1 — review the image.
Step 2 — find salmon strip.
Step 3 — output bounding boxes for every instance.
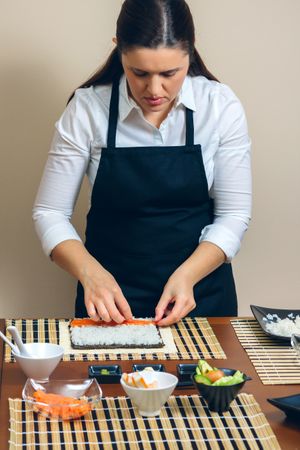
[70,318,155,327]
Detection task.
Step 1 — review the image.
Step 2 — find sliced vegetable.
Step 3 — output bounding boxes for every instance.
[194,360,245,386]
[206,369,225,383]
[33,390,91,420]
[194,374,212,385]
[197,360,213,375]
[212,370,244,386]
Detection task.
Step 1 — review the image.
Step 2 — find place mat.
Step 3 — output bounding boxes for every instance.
[8,394,280,450]
[5,318,226,362]
[231,318,300,385]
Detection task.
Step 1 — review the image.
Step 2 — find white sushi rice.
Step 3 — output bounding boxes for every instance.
[263,313,300,337]
[71,322,163,347]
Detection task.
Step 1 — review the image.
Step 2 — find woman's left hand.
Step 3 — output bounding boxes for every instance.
[154,269,196,326]
[155,242,226,326]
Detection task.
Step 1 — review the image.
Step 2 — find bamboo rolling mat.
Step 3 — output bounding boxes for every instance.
[5,318,226,362]
[231,318,300,385]
[9,394,280,450]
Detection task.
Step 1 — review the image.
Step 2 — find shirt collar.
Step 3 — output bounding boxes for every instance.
[118,73,196,122]
[119,74,137,122]
[174,75,197,112]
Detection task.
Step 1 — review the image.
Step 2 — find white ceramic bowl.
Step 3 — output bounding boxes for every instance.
[13,343,64,381]
[120,371,178,417]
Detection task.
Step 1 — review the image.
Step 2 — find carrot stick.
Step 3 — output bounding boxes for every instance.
[33,390,91,420]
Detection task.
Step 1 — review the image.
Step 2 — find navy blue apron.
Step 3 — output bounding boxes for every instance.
[75,79,237,318]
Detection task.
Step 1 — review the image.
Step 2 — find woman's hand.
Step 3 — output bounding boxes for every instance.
[154,268,196,326]
[81,263,133,323]
[154,242,226,326]
[51,240,132,323]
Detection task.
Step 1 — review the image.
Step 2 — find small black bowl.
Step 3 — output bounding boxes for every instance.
[192,368,250,413]
[177,364,198,382]
[88,365,122,383]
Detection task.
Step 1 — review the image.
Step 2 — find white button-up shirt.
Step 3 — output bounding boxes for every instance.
[33,74,251,261]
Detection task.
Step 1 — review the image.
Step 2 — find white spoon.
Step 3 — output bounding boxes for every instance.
[0,330,20,354]
[7,326,32,357]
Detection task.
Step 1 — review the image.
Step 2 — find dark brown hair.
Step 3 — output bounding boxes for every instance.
[69,0,218,102]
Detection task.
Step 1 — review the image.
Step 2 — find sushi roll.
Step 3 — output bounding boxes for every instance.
[69,318,164,349]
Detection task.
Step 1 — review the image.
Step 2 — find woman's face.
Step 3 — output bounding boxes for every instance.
[121,47,189,119]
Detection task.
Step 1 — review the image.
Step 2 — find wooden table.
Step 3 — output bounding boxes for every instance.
[0,318,299,449]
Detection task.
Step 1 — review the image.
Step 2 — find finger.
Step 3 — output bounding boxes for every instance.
[106,295,128,324]
[164,305,175,316]
[155,291,174,322]
[85,301,101,321]
[159,303,192,326]
[115,290,133,321]
[156,299,189,327]
[156,311,180,326]
[94,302,111,322]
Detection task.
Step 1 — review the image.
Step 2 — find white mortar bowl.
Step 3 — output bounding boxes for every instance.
[13,343,64,381]
[120,371,178,417]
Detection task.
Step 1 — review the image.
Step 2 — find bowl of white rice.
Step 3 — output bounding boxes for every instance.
[251,305,300,341]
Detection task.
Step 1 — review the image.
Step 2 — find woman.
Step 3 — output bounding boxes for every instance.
[33,0,251,326]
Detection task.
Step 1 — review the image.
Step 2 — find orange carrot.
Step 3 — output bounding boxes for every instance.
[33,390,91,420]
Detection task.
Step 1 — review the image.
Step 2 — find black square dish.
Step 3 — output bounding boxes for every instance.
[88,365,122,383]
[132,364,165,372]
[267,393,300,419]
[177,364,198,382]
[250,305,300,341]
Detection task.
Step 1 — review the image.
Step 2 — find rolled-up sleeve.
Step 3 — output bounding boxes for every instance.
[32,91,93,256]
[199,84,252,260]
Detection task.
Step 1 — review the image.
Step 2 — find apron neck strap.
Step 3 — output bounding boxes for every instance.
[107,79,120,148]
[185,108,194,147]
[107,79,195,148]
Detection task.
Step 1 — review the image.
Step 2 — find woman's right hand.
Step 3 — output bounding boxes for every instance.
[81,263,133,323]
[51,240,132,323]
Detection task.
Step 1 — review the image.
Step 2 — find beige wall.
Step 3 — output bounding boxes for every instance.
[1,0,299,318]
